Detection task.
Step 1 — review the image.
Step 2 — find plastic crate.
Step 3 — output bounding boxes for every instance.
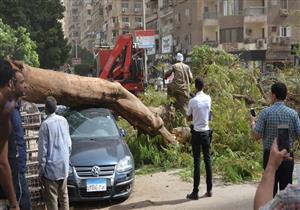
[21,108,44,208]
[26,162,39,176]
[27,175,44,206]
[21,112,41,128]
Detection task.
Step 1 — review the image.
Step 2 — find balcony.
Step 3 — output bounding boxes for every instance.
[203,12,218,26]
[244,38,267,50]
[268,37,291,51]
[244,7,267,23]
[159,7,173,18]
[221,42,244,52]
[146,13,158,23]
[202,40,219,48]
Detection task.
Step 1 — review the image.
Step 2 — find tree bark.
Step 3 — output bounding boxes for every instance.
[11,61,176,143]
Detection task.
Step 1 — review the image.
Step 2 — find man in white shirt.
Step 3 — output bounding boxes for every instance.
[186,77,212,200]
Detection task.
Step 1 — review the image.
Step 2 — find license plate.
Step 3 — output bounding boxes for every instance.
[86,179,107,192]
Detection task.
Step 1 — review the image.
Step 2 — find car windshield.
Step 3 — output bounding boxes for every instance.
[65,109,120,140]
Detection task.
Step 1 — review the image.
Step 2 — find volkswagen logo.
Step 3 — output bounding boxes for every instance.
[91,166,101,177]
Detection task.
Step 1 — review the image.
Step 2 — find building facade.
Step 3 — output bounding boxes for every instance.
[100,0,143,46]
[63,0,300,68]
[63,0,81,43]
[209,0,300,69]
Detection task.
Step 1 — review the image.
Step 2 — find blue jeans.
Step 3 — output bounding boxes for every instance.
[17,173,32,210]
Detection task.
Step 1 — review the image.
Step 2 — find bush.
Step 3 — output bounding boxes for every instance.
[119,46,265,183]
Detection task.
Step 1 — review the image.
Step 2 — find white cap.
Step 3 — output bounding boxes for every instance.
[176,53,184,62]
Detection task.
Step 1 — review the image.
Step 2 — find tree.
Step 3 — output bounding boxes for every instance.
[67,46,95,76]
[0,0,70,69]
[10,60,176,144]
[0,19,39,66]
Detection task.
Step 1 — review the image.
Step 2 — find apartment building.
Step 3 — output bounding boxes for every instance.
[79,0,93,49]
[90,0,104,48]
[63,0,299,68]
[63,0,81,43]
[145,0,159,58]
[173,0,204,62]
[101,0,144,46]
[208,0,300,68]
[158,0,174,57]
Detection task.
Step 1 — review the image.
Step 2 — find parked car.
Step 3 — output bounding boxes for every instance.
[64,108,134,201]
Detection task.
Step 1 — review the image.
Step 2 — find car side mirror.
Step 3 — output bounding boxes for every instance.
[119,128,126,137]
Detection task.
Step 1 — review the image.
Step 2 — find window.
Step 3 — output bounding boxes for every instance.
[122,30,129,34]
[280,26,291,37]
[121,1,129,8]
[121,1,129,11]
[175,13,181,23]
[271,26,277,33]
[280,0,288,9]
[134,3,142,11]
[87,9,91,15]
[135,17,142,23]
[112,17,118,23]
[223,0,241,16]
[185,8,190,17]
[122,17,129,23]
[220,28,243,43]
[112,30,118,38]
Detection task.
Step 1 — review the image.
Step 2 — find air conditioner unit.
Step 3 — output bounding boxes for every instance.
[134,8,140,13]
[279,9,289,17]
[256,39,264,48]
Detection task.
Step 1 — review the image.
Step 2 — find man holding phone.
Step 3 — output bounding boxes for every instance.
[251,82,300,197]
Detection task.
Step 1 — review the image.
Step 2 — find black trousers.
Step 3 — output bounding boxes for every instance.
[191,130,212,193]
[263,150,294,197]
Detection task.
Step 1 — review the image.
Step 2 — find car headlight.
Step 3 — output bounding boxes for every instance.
[116,156,133,173]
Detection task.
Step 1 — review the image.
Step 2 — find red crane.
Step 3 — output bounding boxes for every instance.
[97,34,144,94]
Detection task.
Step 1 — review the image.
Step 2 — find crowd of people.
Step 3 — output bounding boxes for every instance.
[1,55,300,210]
[165,53,300,208]
[0,60,71,210]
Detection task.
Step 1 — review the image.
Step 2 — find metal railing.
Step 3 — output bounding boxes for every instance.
[244,7,266,16]
[203,11,218,19]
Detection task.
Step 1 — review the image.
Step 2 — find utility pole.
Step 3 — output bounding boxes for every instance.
[75,39,78,59]
[143,0,148,84]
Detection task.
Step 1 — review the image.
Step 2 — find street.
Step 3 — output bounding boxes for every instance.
[70,170,257,210]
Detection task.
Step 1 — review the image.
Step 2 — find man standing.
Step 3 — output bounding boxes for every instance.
[186,77,212,200]
[9,71,32,210]
[254,139,292,210]
[165,53,193,115]
[251,82,300,197]
[0,59,20,210]
[38,96,71,210]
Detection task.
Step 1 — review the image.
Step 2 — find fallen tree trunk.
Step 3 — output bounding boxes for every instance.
[11,61,176,144]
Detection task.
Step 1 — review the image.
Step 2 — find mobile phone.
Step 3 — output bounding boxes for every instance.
[250,108,256,117]
[277,126,289,152]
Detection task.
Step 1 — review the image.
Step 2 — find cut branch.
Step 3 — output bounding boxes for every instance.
[11,61,176,144]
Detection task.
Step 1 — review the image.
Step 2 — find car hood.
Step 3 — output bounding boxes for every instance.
[70,138,131,166]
